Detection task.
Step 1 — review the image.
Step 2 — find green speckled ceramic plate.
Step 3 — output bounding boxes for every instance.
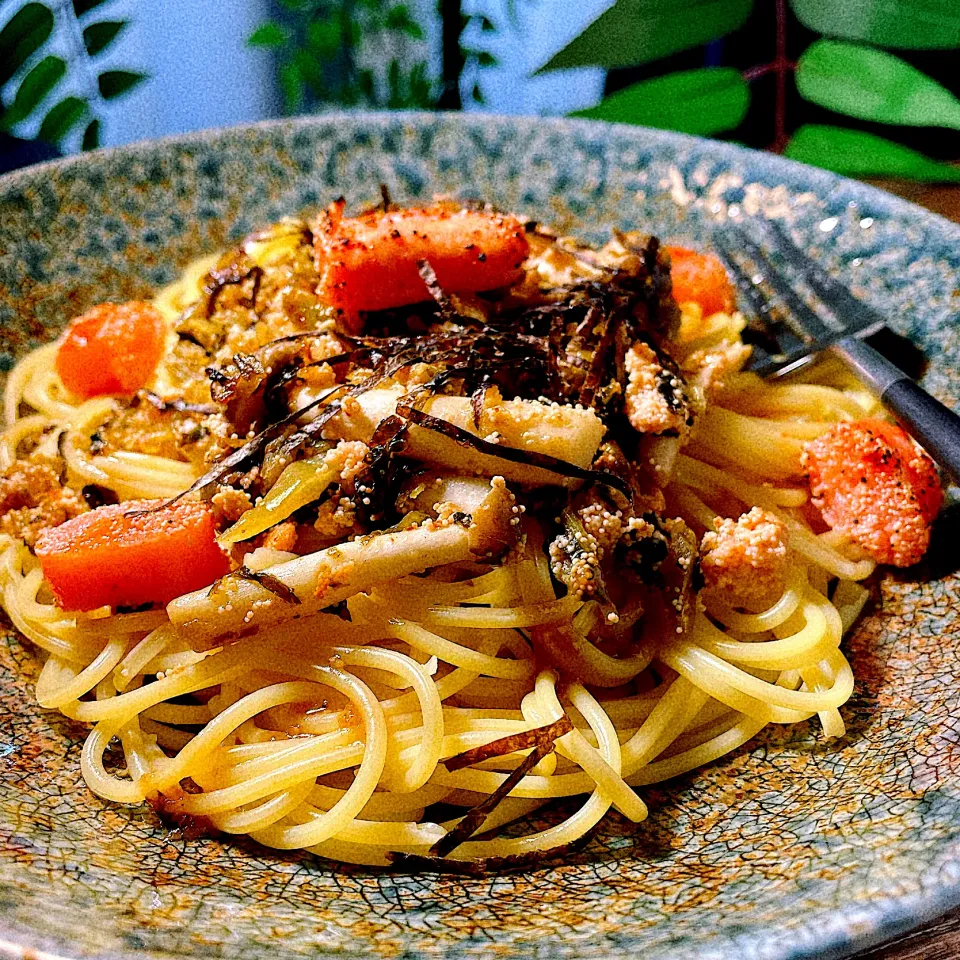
[1,113,959,960]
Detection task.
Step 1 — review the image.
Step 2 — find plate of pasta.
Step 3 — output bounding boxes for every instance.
[0,113,958,960]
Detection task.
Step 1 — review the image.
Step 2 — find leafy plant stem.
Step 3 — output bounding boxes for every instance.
[739,0,796,151]
[774,0,789,152]
[742,60,795,82]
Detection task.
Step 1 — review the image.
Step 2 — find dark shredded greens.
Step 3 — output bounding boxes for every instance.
[430,740,556,858]
[443,717,573,773]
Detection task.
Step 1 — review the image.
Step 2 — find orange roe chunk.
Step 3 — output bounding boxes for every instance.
[36,499,230,610]
[315,202,530,331]
[665,245,736,317]
[55,301,166,400]
[801,419,942,567]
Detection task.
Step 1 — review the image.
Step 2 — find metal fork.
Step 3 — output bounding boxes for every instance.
[712,222,960,486]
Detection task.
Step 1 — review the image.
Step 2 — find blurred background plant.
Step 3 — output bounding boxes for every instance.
[557,0,960,183]
[248,0,436,111]
[246,0,509,111]
[0,0,145,157]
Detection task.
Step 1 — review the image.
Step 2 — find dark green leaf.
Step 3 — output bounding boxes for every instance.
[357,68,376,101]
[248,22,291,47]
[538,0,753,72]
[789,0,960,49]
[279,61,304,113]
[784,125,960,182]
[476,50,498,67]
[37,96,88,144]
[1,54,66,129]
[472,82,485,104]
[82,117,100,150]
[306,18,340,56]
[796,39,960,128]
[409,61,434,107]
[387,58,402,106]
[339,80,360,106]
[386,5,424,38]
[572,66,749,135]
[480,15,495,31]
[0,2,55,88]
[292,48,323,86]
[83,20,127,56]
[72,0,108,16]
[97,69,147,99]
[277,0,311,9]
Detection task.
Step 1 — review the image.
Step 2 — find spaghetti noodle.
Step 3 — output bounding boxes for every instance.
[0,198,937,870]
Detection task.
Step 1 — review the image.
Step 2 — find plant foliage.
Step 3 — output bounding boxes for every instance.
[249,0,436,112]
[786,125,960,181]
[791,0,960,50]
[0,0,146,150]
[573,67,749,136]
[250,0,511,112]
[539,0,753,72]
[796,39,960,129]
[545,0,960,182]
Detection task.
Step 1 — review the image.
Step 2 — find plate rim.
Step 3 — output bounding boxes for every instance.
[1,110,959,245]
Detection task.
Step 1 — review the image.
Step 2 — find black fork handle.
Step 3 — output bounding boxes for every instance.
[833,336,960,486]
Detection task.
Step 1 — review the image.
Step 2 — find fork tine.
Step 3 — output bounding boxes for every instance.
[710,245,786,357]
[764,222,888,333]
[710,239,784,335]
[722,227,842,345]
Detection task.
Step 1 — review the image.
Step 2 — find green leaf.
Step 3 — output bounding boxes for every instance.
[279,61,304,113]
[82,117,100,150]
[1,54,66,129]
[0,2,55,88]
[409,61,434,107]
[97,69,147,99]
[37,95,88,144]
[789,0,960,50]
[83,20,127,56]
[537,0,753,72]
[248,21,290,48]
[784,125,960,182]
[472,82,485,104]
[796,39,960,128]
[73,0,108,16]
[387,58,402,106]
[480,15,496,31]
[572,66,748,135]
[306,18,340,56]
[385,5,424,38]
[292,47,323,86]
